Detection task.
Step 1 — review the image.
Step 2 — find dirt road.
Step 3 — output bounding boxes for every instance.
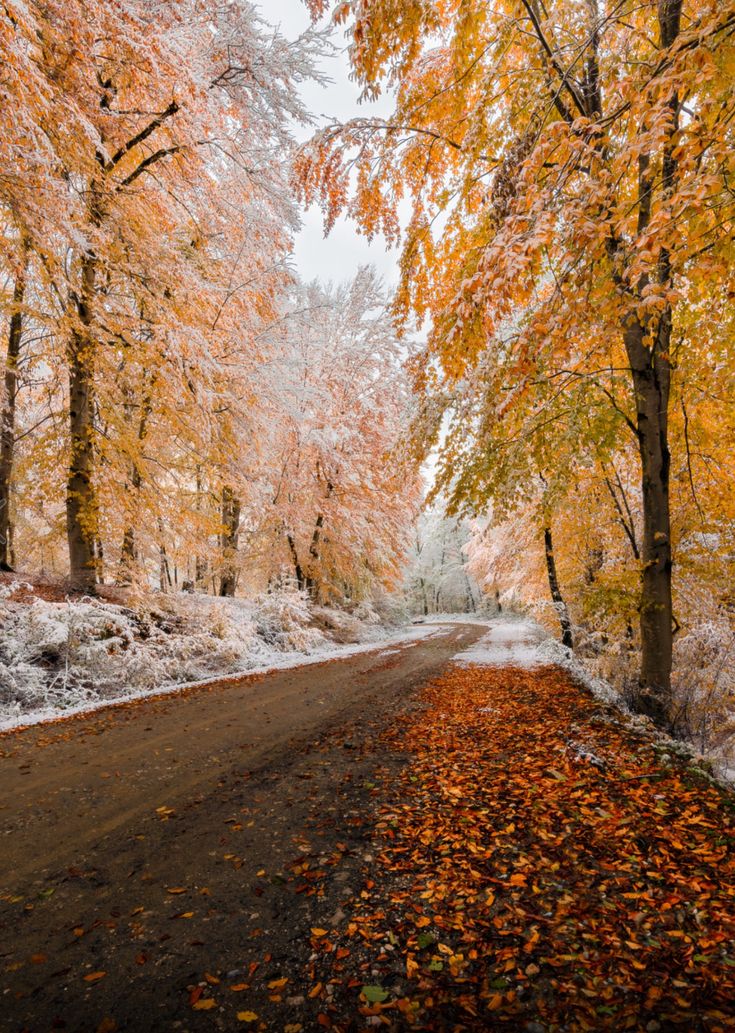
[0,623,484,1032]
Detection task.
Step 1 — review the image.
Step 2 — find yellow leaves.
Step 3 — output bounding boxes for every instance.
[310,927,328,938]
[192,999,216,1011]
[236,1012,258,1023]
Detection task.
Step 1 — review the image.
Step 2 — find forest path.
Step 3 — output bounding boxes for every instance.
[1,622,734,1032]
[0,621,484,1030]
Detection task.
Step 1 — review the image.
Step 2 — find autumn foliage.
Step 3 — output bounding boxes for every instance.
[297,0,735,725]
[309,662,735,1030]
[0,1,418,603]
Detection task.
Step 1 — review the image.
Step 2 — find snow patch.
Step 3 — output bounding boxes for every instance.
[452,618,549,667]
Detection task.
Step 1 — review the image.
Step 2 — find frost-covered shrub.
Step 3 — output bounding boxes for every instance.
[0,577,407,727]
[311,605,365,644]
[0,594,258,717]
[671,614,735,766]
[254,584,326,653]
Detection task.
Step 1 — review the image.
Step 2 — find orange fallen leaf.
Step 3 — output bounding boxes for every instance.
[192,998,216,1011]
[83,971,106,983]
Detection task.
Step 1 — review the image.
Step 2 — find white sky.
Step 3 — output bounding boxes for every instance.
[262,0,402,286]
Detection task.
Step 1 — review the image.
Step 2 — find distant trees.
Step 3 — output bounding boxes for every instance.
[299,0,735,724]
[406,508,480,616]
[264,270,420,602]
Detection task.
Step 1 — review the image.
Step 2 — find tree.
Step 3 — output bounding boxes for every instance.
[262,269,420,601]
[1,0,322,589]
[299,0,735,724]
[405,507,480,615]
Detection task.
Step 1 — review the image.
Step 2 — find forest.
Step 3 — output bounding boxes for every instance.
[3,0,733,745]
[1,3,735,1029]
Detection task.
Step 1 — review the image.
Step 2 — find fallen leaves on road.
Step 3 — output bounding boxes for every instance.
[312,664,735,1031]
[82,971,106,983]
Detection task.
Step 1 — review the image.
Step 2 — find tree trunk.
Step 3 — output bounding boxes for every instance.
[286,532,306,591]
[620,0,680,723]
[195,465,207,588]
[219,486,241,597]
[66,251,98,592]
[305,512,325,597]
[119,383,153,580]
[158,518,172,592]
[0,258,26,571]
[544,526,573,649]
[626,322,673,723]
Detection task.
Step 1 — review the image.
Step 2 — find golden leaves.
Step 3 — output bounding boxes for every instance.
[312,661,735,1029]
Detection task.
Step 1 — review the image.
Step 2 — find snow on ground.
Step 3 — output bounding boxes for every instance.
[419,612,495,626]
[452,615,622,710]
[0,621,442,734]
[0,585,446,733]
[452,617,549,667]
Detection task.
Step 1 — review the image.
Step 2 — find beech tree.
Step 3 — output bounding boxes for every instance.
[299,0,735,723]
[1,0,322,589]
[262,269,420,601]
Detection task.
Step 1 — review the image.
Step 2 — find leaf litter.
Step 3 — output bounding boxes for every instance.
[306,663,735,1031]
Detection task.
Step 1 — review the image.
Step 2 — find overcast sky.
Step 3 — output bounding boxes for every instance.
[263,0,401,286]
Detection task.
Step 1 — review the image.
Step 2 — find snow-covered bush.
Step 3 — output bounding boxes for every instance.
[0,577,415,728]
[254,583,326,653]
[671,614,735,766]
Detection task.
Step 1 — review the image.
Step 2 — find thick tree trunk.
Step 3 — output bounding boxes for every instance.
[0,261,25,571]
[544,526,573,649]
[610,0,680,725]
[66,251,98,593]
[626,322,673,723]
[219,486,241,597]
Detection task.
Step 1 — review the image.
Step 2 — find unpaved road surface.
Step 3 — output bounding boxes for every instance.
[0,623,484,1032]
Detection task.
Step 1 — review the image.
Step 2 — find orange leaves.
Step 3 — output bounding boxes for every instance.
[191,998,216,1011]
[312,662,735,1030]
